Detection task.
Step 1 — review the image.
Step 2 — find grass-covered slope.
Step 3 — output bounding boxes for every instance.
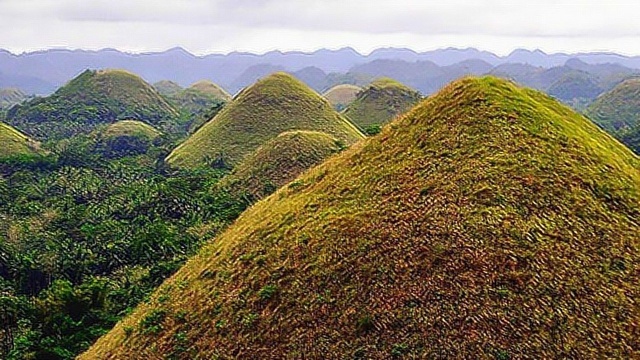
[219,130,343,201]
[153,80,183,96]
[0,88,28,109]
[322,84,362,111]
[83,77,639,359]
[166,72,364,168]
[102,119,162,140]
[0,122,40,158]
[342,77,422,134]
[585,78,640,153]
[6,69,179,140]
[98,120,162,158]
[169,80,231,133]
[186,80,232,102]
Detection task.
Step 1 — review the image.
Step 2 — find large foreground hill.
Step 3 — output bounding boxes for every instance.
[83,77,639,359]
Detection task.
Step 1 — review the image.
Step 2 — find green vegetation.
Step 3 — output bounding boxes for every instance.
[166,72,364,168]
[0,129,250,359]
[322,84,362,111]
[153,80,183,97]
[5,69,179,141]
[0,88,28,109]
[342,77,421,134]
[98,120,163,158]
[0,122,41,158]
[165,80,230,134]
[82,76,639,359]
[219,130,344,201]
[585,77,640,153]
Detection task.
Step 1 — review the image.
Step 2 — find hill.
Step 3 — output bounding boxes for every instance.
[153,80,183,96]
[0,87,27,109]
[186,80,232,102]
[5,69,179,140]
[219,130,343,201]
[342,77,422,134]
[585,78,640,153]
[0,122,40,158]
[322,84,362,111]
[98,120,162,158]
[166,72,364,168]
[83,76,639,359]
[168,80,231,132]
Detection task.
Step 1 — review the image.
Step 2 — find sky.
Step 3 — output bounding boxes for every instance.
[1,0,640,56]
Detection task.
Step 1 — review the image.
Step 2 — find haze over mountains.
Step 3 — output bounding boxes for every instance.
[5,47,640,95]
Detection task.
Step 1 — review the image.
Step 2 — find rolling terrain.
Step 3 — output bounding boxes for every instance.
[166,72,364,168]
[342,78,422,134]
[5,69,179,140]
[82,77,639,359]
[323,84,362,111]
[585,78,640,153]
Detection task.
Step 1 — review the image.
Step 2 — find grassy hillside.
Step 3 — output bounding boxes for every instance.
[186,80,232,102]
[585,78,640,153]
[0,122,40,158]
[0,88,28,109]
[82,76,639,359]
[342,77,422,134]
[153,80,183,96]
[5,69,179,140]
[322,84,362,111]
[167,80,231,133]
[219,130,343,201]
[102,120,162,140]
[166,72,364,168]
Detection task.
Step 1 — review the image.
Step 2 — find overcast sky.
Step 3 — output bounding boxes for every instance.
[1,0,640,56]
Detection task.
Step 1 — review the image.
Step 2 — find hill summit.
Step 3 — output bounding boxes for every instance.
[83,77,639,359]
[342,77,422,134]
[6,69,178,140]
[585,77,640,153]
[323,84,362,110]
[166,72,364,168]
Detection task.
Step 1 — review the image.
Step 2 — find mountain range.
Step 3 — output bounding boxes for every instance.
[5,47,640,95]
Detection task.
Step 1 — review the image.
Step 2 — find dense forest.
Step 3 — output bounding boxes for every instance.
[0,116,249,358]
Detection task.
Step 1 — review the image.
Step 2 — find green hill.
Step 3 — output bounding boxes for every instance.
[0,122,40,158]
[169,80,231,133]
[6,69,179,140]
[585,78,640,153]
[153,80,183,96]
[220,130,343,201]
[342,77,421,135]
[82,77,639,359]
[98,120,162,158]
[0,88,28,109]
[166,72,364,168]
[323,84,362,111]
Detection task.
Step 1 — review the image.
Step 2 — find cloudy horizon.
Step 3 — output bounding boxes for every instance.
[1,0,640,56]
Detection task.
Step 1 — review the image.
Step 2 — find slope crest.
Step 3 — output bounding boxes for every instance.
[6,69,178,140]
[0,122,41,158]
[166,72,364,168]
[83,76,639,359]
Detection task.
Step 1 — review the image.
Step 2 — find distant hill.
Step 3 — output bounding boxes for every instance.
[98,120,162,158]
[322,84,362,110]
[153,80,183,96]
[5,69,179,140]
[165,80,231,133]
[166,72,364,168]
[342,77,422,134]
[0,122,40,158]
[82,77,639,359]
[219,130,343,201]
[0,88,28,109]
[585,78,640,153]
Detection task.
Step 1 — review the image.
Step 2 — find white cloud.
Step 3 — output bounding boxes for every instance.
[1,0,640,55]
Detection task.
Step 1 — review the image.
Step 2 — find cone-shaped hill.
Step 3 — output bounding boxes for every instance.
[166,72,364,168]
[6,69,178,140]
[98,120,162,158]
[323,84,362,111]
[169,80,232,133]
[342,77,422,135]
[0,88,27,109]
[153,80,183,96]
[219,130,344,202]
[186,80,232,102]
[82,77,639,359]
[585,78,640,153]
[0,122,41,158]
